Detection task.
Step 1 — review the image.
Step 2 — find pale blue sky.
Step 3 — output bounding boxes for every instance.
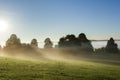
[0,0,120,46]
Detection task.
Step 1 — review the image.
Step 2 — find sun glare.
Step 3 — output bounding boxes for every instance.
[0,20,9,32]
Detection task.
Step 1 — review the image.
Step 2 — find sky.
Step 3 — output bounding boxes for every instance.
[0,0,120,47]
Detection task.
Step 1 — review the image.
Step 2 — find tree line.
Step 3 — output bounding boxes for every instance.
[0,33,119,53]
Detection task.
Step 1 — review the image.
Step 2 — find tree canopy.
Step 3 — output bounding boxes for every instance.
[30,38,38,48]
[105,37,119,53]
[58,33,93,52]
[6,34,21,48]
[44,38,53,48]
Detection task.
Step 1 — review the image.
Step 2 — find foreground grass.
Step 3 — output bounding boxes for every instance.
[0,57,120,80]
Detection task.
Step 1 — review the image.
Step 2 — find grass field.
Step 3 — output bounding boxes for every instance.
[0,56,120,80]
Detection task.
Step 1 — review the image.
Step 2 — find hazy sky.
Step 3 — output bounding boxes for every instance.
[0,0,120,46]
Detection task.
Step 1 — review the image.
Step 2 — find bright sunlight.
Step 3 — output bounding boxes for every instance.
[0,20,9,32]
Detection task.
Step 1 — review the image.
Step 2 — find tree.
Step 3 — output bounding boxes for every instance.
[58,37,66,48]
[58,34,78,48]
[30,38,38,48]
[6,34,21,48]
[65,34,78,47]
[78,33,93,52]
[58,33,93,52]
[31,39,38,48]
[44,38,53,48]
[78,33,89,42]
[105,37,119,53]
[3,34,21,54]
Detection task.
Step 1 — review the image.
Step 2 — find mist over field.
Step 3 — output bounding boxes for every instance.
[0,32,120,80]
[0,48,120,80]
[0,34,120,80]
[1,47,120,66]
[0,0,120,80]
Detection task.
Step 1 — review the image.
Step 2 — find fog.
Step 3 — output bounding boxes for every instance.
[0,48,120,66]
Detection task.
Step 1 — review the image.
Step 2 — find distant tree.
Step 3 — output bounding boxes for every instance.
[58,34,78,48]
[65,34,78,47]
[78,33,93,52]
[58,37,66,48]
[95,47,106,53]
[65,34,76,41]
[105,37,119,53]
[5,34,21,48]
[3,34,40,56]
[30,38,38,48]
[78,33,89,42]
[58,33,94,53]
[21,43,36,52]
[58,33,93,52]
[3,34,22,54]
[44,38,53,48]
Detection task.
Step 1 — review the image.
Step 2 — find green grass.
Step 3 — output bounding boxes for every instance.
[0,57,120,80]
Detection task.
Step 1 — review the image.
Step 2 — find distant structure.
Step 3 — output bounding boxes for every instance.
[58,33,93,52]
[105,37,119,53]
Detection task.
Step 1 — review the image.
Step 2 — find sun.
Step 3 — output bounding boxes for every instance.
[0,20,9,32]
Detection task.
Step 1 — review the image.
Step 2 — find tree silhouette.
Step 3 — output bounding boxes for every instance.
[58,34,77,48]
[4,34,40,56]
[6,34,21,48]
[78,33,89,42]
[30,38,38,48]
[3,34,22,54]
[58,33,93,52]
[65,34,78,47]
[44,38,53,48]
[105,37,119,53]
[58,37,66,48]
[78,33,93,52]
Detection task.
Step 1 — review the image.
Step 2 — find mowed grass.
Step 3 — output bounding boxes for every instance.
[0,57,120,80]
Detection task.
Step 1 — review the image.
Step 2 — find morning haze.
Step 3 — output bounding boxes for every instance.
[0,0,120,80]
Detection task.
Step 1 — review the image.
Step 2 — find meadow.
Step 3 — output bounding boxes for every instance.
[0,53,120,80]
